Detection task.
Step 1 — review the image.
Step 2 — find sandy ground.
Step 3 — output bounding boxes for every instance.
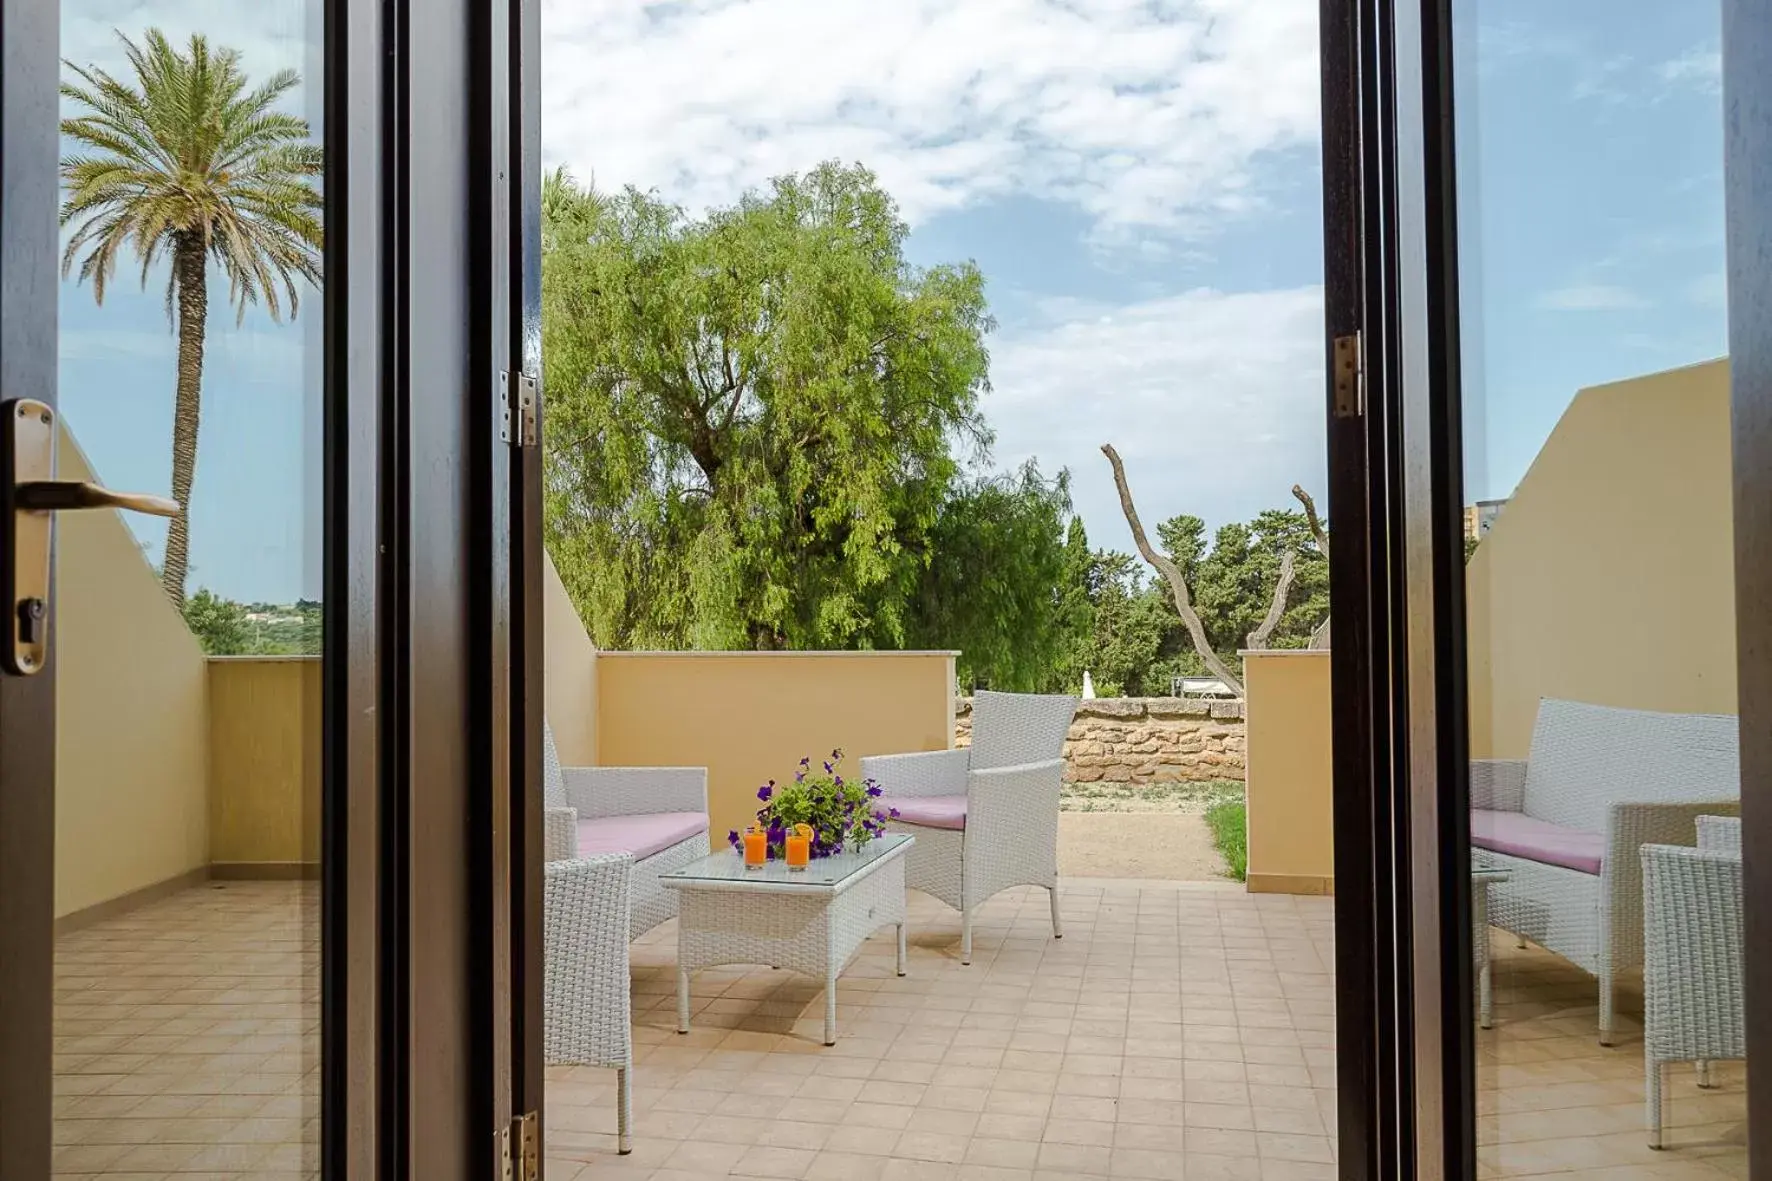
[1057,811,1228,881]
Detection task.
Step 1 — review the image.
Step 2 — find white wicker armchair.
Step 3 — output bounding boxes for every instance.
[1641,816,1743,1149]
[862,691,1079,965]
[543,722,710,939]
[543,850,633,1154]
[1471,699,1739,1044]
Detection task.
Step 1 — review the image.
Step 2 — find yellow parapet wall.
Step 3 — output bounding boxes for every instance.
[55,431,211,921]
[1466,358,1736,759]
[592,650,958,850]
[1242,649,1333,896]
[207,656,322,874]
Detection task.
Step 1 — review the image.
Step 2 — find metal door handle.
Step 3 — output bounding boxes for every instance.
[15,481,179,517]
[1,398,181,676]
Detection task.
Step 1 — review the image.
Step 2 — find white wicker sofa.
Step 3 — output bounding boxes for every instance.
[1471,698,1739,1044]
[542,721,710,939]
[1641,816,1744,1149]
[862,690,1079,965]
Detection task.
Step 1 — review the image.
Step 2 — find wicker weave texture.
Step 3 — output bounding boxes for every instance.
[542,853,634,1151]
[1473,699,1740,1041]
[865,692,1077,965]
[1641,839,1744,1146]
[670,843,909,1045]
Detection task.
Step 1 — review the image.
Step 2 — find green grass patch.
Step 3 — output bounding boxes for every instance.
[1204,797,1248,882]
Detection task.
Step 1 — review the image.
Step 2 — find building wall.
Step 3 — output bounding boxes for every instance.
[1242,650,1334,895]
[544,551,599,766]
[54,433,211,919]
[207,657,322,872]
[594,651,956,848]
[1466,359,1737,760]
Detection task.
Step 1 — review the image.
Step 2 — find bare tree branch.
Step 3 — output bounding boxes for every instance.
[1292,484,1332,649]
[1291,484,1329,561]
[1101,443,1246,697]
[1245,549,1297,650]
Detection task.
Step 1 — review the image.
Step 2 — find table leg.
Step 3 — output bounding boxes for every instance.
[1476,881,1493,1030]
[896,922,907,977]
[824,968,838,1046]
[677,966,691,1034]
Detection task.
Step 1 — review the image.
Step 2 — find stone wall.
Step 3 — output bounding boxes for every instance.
[955,697,1247,785]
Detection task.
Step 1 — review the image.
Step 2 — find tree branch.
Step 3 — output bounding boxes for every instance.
[1291,484,1331,648]
[1101,443,1246,697]
[1291,484,1328,562]
[1245,549,1296,650]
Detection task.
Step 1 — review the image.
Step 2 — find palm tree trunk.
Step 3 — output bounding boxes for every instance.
[162,232,208,611]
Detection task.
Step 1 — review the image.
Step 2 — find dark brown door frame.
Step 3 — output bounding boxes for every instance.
[1723,0,1772,1171]
[0,0,63,1171]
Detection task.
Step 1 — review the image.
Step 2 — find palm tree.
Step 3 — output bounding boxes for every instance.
[59,28,323,610]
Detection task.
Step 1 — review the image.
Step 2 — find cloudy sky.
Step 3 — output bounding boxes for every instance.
[57,0,1725,603]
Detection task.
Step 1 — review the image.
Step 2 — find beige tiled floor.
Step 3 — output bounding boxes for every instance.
[48,878,1750,1180]
[548,880,1339,1181]
[52,880,319,1180]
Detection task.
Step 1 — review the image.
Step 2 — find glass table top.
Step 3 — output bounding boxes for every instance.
[661,833,912,891]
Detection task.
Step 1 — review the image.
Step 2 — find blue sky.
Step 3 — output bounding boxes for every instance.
[57,0,1724,604]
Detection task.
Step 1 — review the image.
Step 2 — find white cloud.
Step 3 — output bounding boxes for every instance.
[541,0,1319,241]
[1657,47,1722,95]
[984,285,1326,546]
[1534,283,1650,312]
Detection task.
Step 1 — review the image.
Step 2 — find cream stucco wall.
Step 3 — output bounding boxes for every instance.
[1242,650,1334,895]
[207,657,321,870]
[54,433,210,918]
[1466,359,1737,760]
[594,651,957,849]
[544,551,598,766]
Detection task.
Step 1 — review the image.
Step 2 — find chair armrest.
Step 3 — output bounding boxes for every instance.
[860,748,970,799]
[962,759,1065,906]
[544,805,579,862]
[1469,760,1526,812]
[561,766,709,819]
[543,853,633,1066]
[1697,815,1742,856]
[1602,800,1741,970]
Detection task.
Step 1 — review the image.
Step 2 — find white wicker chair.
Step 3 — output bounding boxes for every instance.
[1641,816,1743,1149]
[543,721,709,939]
[542,846,633,1154]
[1471,699,1739,1044]
[862,690,1079,965]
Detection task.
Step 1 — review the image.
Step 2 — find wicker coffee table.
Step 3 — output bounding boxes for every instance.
[661,833,913,1046]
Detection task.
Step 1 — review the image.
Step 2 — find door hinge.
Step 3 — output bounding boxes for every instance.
[1332,331,1365,419]
[499,371,540,447]
[496,1123,513,1181]
[514,1111,539,1181]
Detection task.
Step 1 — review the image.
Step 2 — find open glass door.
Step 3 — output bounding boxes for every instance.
[1350,0,1768,1176]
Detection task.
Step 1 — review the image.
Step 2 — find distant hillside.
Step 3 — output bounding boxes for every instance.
[184,590,321,655]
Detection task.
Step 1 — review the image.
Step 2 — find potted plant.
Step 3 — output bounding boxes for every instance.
[727,749,898,859]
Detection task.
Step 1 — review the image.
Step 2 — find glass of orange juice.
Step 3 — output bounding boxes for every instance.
[742,823,768,869]
[785,824,813,870]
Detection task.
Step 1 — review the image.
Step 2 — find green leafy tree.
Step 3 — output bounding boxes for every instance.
[59,29,324,610]
[183,588,252,655]
[906,462,1072,692]
[1047,516,1098,693]
[1192,509,1328,657]
[542,162,992,650]
[1079,552,1173,696]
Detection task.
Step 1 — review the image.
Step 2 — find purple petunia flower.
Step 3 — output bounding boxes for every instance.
[800,756,810,767]
[823,761,833,774]
[889,807,901,819]
[727,830,740,848]
[866,785,882,798]
[757,785,773,802]
[833,775,843,786]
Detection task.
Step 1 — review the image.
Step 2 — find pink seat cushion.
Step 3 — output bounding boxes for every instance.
[878,795,967,831]
[1471,809,1603,876]
[578,812,708,862]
